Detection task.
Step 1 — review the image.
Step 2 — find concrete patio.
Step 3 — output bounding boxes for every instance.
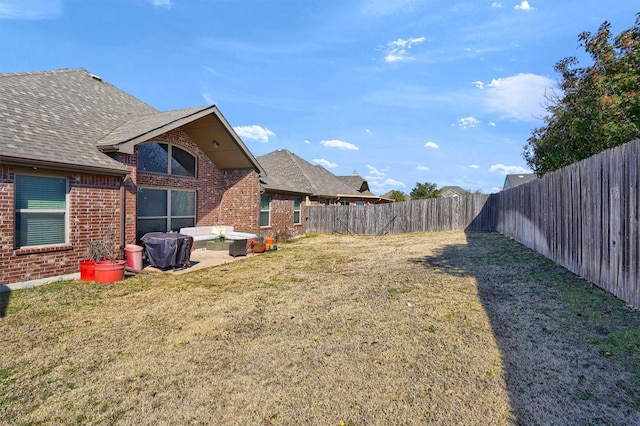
[141,247,256,275]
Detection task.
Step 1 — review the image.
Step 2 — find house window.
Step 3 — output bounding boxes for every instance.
[137,142,196,177]
[137,188,196,237]
[260,195,271,227]
[293,197,301,224]
[14,175,68,248]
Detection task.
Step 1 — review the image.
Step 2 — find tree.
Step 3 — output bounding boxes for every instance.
[410,182,441,199]
[524,14,640,175]
[389,190,407,202]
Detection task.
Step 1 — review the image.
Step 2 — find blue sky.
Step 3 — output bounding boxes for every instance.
[1,0,637,194]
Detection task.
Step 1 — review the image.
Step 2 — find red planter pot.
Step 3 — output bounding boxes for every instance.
[79,260,96,281]
[94,260,126,284]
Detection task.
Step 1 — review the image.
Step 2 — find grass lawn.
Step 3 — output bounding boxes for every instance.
[1,231,639,425]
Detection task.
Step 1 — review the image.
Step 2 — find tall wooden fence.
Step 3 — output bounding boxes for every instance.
[307,139,640,307]
[307,194,493,236]
[491,139,640,308]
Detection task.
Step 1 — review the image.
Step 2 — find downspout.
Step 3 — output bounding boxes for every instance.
[120,177,127,251]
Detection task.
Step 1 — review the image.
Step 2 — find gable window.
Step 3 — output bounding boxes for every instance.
[137,142,196,177]
[260,195,271,227]
[137,188,196,237]
[15,175,68,248]
[293,197,301,224]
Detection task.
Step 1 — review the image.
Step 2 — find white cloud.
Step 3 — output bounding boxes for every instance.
[491,2,502,8]
[0,0,62,19]
[368,178,406,194]
[479,73,554,121]
[424,141,439,149]
[489,164,531,175]
[202,92,214,104]
[151,0,172,7]
[458,116,481,129]
[469,164,480,169]
[380,178,405,187]
[312,158,338,169]
[366,164,385,177]
[472,81,484,89]
[365,128,373,135]
[320,139,359,150]
[416,165,430,171]
[304,140,311,144]
[488,121,496,127]
[233,125,276,143]
[514,1,534,11]
[384,36,426,63]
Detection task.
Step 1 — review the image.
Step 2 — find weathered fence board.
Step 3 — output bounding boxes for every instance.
[307,194,493,236]
[493,139,640,308]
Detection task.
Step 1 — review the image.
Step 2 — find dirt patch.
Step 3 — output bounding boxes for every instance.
[1,232,638,424]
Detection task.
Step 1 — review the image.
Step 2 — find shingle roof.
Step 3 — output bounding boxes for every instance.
[439,186,469,197]
[257,150,372,198]
[96,107,208,148]
[0,68,159,174]
[503,173,537,189]
[336,174,372,194]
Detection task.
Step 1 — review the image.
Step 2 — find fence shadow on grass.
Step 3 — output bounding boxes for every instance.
[409,230,640,425]
[0,286,10,318]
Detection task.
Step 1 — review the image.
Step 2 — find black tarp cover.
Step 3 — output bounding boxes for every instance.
[141,232,193,269]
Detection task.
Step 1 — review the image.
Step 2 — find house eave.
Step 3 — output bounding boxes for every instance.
[97,105,265,175]
[0,155,130,177]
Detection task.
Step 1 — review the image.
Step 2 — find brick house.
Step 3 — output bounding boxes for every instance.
[255,150,391,241]
[0,68,264,286]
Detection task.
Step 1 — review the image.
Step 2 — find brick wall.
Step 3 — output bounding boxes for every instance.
[0,165,122,285]
[129,128,260,238]
[262,192,306,241]
[219,169,260,232]
[0,128,263,285]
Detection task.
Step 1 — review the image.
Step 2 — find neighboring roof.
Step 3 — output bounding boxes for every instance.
[381,190,410,201]
[440,186,469,198]
[503,173,537,189]
[257,150,388,201]
[0,68,262,175]
[336,172,375,195]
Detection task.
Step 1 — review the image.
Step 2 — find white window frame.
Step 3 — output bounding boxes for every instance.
[14,174,69,249]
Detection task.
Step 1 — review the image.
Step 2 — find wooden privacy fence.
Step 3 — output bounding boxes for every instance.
[306,139,640,307]
[492,139,640,308]
[307,194,494,236]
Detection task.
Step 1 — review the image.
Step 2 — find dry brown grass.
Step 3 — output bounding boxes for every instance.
[1,231,639,425]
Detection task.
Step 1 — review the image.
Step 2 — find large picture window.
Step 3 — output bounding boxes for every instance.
[15,175,68,248]
[137,142,196,177]
[260,195,271,227]
[137,188,196,237]
[293,197,301,224]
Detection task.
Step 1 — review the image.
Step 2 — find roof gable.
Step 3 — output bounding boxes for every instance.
[0,68,262,174]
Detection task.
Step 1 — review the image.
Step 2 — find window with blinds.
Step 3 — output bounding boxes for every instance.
[15,175,68,248]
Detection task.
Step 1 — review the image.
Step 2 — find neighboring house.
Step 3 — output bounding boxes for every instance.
[439,186,470,198]
[256,150,390,238]
[0,68,264,286]
[336,172,378,198]
[381,190,410,202]
[503,173,537,190]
